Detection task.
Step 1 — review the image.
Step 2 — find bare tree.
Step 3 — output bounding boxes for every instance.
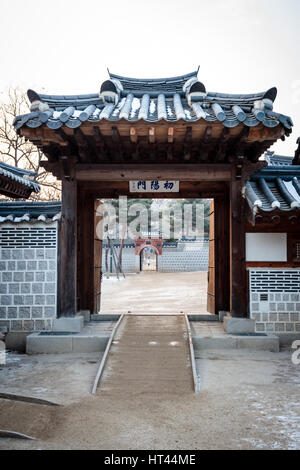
[0,87,61,201]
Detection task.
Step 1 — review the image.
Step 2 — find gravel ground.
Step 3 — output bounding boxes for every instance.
[0,332,299,449]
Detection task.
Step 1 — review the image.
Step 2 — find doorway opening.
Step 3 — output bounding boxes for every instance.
[94,197,220,316]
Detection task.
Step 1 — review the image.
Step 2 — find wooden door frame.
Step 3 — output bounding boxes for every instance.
[58,165,247,318]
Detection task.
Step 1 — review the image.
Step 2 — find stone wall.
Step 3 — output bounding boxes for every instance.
[249,269,300,335]
[102,241,209,274]
[0,222,58,332]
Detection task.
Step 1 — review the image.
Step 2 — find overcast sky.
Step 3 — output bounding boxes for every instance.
[1,0,299,156]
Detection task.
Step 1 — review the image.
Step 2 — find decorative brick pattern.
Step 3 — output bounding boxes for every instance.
[0,223,58,332]
[249,269,300,334]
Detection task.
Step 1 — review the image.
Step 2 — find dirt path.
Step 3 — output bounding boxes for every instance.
[100,315,193,397]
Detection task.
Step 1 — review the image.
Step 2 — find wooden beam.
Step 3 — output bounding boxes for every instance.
[130,127,138,143]
[149,127,155,144]
[74,128,90,163]
[75,164,233,181]
[168,127,174,143]
[184,127,192,161]
[111,126,124,162]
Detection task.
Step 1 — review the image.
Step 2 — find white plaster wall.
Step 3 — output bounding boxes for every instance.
[246,233,287,262]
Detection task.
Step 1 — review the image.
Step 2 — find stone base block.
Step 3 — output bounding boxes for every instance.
[193,335,279,352]
[79,310,91,323]
[53,316,84,333]
[26,333,109,354]
[5,332,30,353]
[224,317,255,334]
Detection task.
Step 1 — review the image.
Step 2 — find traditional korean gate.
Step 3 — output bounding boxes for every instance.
[207,200,215,314]
[140,247,157,271]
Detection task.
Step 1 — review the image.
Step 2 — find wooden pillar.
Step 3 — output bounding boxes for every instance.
[58,179,77,317]
[94,200,103,314]
[229,180,248,317]
[77,189,94,312]
[214,195,230,314]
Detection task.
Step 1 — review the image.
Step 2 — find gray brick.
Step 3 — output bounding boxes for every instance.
[35,295,46,305]
[290,313,300,322]
[24,249,35,260]
[7,308,17,319]
[0,307,7,318]
[48,261,56,270]
[46,295,56,305]
[13,295,24,306]
[12,250,22,260]
[35,272,45,282]
[25,272,34,282]
[291,294,300,302]
[262,313,269,322]
[295,323,300,332]
[269,313,278,322]
[283,294,289,302]
[27,261,37,270]
[21,283,31,294]
[2,272,12,282]
[10,320,22,330]
[0,262,6,271]
[23,320,34,331]
[0,284,7,294]
[32,283,43,294]
[46,271,55,282]
[266,323,275,332]
[277,303,285,311]
[296,303,300,312]
[34,320,45,331]
[38,261,48,270]
[44,306,56,318]
[0,320,10,329]
[279,313,288,322]
[7,261,15,270]
[35,249,45,260]
[252,303,259,312]
[252,293,258,301]
[45,249,56,260]
[287,303,295,311]
[269,303,276,312]
[17,261,26,270]
[24,295,34,306]
[275,294,282,301]
[256,323,266,332]
[32,307,43,318]
[9,284,19,294]
[286,323,295,332]
[1,295,12,306]
[275,323,285,332]
[1,249,11,259]
[44,283,55,294]
[19,307,31,319]
[13,272,24,282]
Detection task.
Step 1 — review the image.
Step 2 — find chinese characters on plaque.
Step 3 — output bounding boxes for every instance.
[129,180,179,193]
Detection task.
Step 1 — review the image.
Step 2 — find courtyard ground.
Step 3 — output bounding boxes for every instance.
[0,345,299,450]
[100,271,208,314]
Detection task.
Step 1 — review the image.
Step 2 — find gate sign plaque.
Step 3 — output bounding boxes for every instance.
[129,180,179,193]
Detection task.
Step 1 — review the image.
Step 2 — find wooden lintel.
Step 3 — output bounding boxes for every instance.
[75,164,233,181]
